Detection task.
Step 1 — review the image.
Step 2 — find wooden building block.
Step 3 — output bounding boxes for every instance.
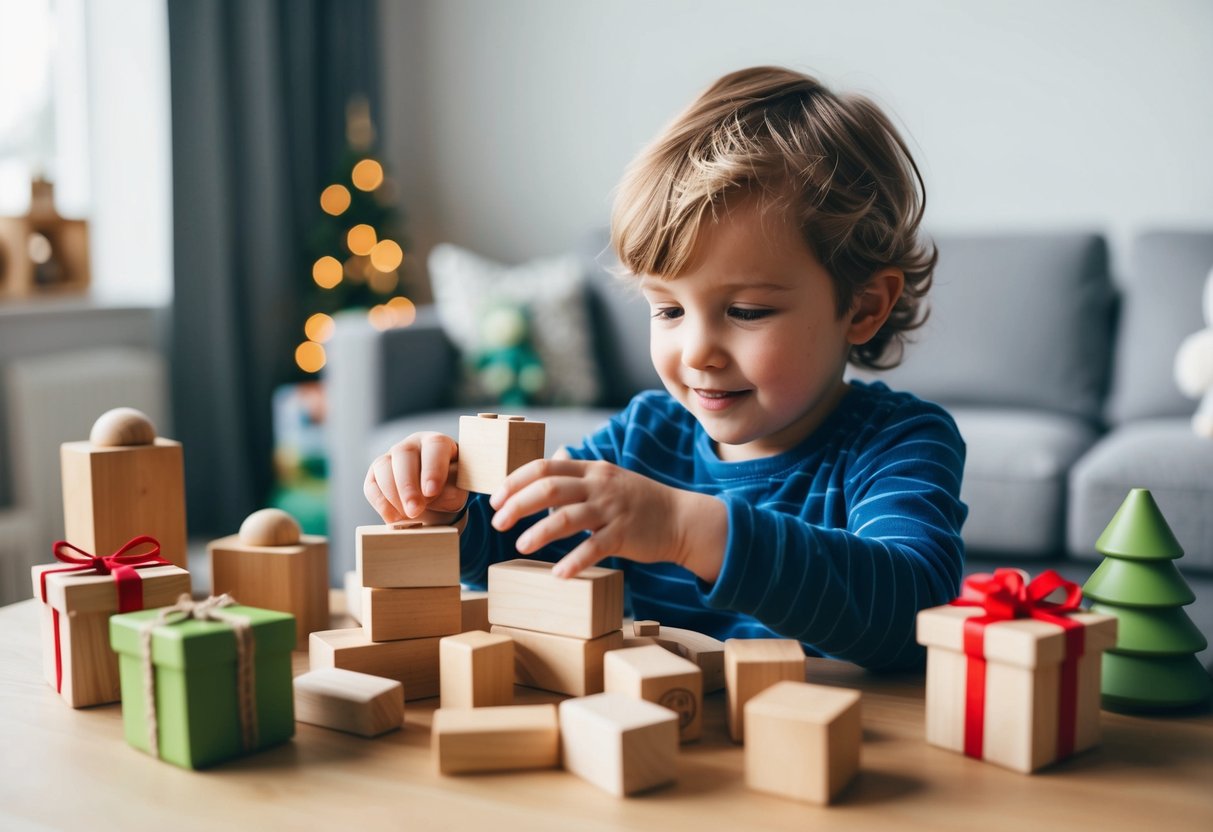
[440,630,514,709]
[622,636,659,649]
[293,668,403,737]
[491,624,623,696]
[309,628,441,700]
[432,704,559,774]
[344,571,362,624]
[356,524,459,588]
[654,626,727,693]
[745,681,862,805]
[460,589,489,633]
[61,438,188,568]
[724,638,806,742]
[488,558,623,639]
[559,692,679,796]
[361,586,462,642]
[633,620,660,637]
[455,413,545,494]
[604,645,703,742]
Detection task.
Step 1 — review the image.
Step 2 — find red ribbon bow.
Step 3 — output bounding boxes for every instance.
[950,569,1086,761]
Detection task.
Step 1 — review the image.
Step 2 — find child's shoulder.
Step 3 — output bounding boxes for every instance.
[843,380,964,448]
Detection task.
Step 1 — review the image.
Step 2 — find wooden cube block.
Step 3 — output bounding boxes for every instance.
[361,586,462,642]
[604,645,703,742]
[356,524,459,588]
[455,413,545,494]
[745,681,862,804]
[309,628,441,699]
[724,638,805,742]
[654,626,727,693]
[293,668,403,737]
[491,624,623,696]
[559,692,679,796]
[633,620,660,637]
[488,558,623,639]
[460,589,489,633]
[61,438,188,568]
[344,571,362,624]
[432,704,559,774]
[440,630,514,709]
[209,534,329,649]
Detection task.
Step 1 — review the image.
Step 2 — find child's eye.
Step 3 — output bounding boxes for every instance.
[728,307,774,321]
[651,307,683,321]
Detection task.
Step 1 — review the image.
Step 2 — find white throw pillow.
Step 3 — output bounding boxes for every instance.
[428,243,601,406]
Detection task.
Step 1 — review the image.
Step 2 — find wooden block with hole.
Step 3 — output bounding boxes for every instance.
[488,558,623,639]
[432,704,560,774]
[60,408,188,568]
[455,413,546,494]
[491,624,623,696]
[209,509,329,649]
[309,628,441,699]
[604,645,703,742]
[559,692,679,796]
[293,668,403,737]
[460,589,489,633]
[356,523,459,587]
[725,638,806,742]
[361,585,462,642]
[654,626,727,693]
[744,681,862,804]
[440,630,514,709]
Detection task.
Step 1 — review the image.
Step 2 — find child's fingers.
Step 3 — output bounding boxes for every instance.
[551,527,618,579]
[420,434,457,498]
[370,453,406,518]
[488,457,586,510]
[391,443,424,517]
[491,475,589,532]
[364,467,406,523]
[514,503,600,555]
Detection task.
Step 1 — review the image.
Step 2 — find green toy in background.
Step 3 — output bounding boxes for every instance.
[471,304,546,407]
[1083,488,1212,712]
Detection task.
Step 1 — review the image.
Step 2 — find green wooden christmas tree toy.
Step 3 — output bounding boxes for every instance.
[1083,488,1212,712]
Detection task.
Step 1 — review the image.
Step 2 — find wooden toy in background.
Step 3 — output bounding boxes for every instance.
[60,408,188,569]
[460,589,489,633]
[633,620,660,637]
[432,704,560,775]
[293,668,404,737]
[744,681,861,805]
[604,645,703,743]
[455,413,545,494]
[724,638,806,742]
[1082,488,1212,712]
[32,536,190,707]
[109,595,296,769]
[916,570,1118,773]
[209,508,329,649]
[0,175,90,299]
[488,559,625,696]
[440,630,514,709]
[559,692,679,796]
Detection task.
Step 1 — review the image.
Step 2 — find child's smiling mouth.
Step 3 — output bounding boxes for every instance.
[692,388,750,411]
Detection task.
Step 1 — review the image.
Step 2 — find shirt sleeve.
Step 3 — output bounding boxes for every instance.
[697,406,968,670]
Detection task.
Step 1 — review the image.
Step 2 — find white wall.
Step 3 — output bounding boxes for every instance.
[380,0,1213,278]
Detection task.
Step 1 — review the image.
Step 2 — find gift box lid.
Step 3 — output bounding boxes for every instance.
[916,605,1118,669]
[109,604,296,670]
[31,563,191,616]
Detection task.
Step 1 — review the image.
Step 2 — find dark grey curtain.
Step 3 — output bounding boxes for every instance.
[167,0,381,535]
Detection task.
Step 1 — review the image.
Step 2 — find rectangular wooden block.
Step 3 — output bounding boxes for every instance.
[344,571,363,624]
[361,586,462,642]
[432,704,559,774]
[61,439,188,568]
[309,628,442,700]
[293,668,403,737]
[633,620,660,637]
[654,626,727,693]
[440,630,514,709]
[460,589,489,633]
[559,692,679,796]
[745,681,862,804]
[356,524,460,588]
[491,624,623,696]
[488,558,623,639]
[724,638,806,742]
[455,414,545,494]
[209,534,329,649]
[604,644,703,742]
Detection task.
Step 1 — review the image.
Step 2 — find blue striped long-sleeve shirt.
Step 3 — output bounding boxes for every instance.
[459,381,967,669]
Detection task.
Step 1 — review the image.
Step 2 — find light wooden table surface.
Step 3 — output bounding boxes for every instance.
[1,591,1210,832]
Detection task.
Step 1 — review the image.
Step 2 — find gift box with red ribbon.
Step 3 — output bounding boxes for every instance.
[31,536,191,707]
[915,569,1117,773]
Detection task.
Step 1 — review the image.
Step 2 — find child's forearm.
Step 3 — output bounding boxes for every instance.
[673,490,729,584]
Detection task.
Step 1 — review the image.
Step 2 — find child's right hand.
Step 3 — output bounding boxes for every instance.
[364,432,468,524]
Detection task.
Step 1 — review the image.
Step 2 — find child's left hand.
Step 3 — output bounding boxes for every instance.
[488,450,727,581]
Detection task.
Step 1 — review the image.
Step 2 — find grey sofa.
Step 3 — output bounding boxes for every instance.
[324,230,1213,662]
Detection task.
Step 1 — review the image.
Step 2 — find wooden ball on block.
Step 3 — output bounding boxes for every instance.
[239,508,302,547]
[89,407,157,447]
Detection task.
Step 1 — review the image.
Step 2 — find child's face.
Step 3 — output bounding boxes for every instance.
[640,199,853,461]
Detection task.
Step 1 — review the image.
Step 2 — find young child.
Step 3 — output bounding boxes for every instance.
[364,66,967,670]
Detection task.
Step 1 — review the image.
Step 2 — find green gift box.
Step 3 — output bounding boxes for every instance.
[109,598,296,769]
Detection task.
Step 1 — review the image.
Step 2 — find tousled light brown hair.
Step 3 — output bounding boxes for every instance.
[611,66,936,370]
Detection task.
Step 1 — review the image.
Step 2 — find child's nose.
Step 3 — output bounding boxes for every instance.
[681,322,727,370]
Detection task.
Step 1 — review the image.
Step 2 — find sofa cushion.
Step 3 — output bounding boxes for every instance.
[951,407,1101,557]
[1068,419,1213,572]
[1106,231,1213,425]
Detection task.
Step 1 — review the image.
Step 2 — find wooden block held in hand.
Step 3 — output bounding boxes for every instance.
[309,628,441,699]
[559,692,679,796]
[604,645,703,742]
[488,558,623,639]
[455,414,545,494]
[362,586,462,642]
[433,704,559,774]
[725,638,805,742]
[440,630,514,709]
[294,668,403,737]
[491,624,623,696]
[460,589,489,633]
[356,524,459,588]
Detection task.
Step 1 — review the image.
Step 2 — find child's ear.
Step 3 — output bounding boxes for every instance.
[846,268,904,345]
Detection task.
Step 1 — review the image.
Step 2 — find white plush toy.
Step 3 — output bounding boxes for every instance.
[1174,265,1213,438]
